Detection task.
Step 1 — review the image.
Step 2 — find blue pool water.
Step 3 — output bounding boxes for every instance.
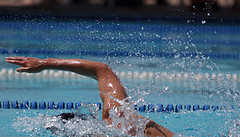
[0,18,239,136]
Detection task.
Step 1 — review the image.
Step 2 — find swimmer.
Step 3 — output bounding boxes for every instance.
[6,57,175,137]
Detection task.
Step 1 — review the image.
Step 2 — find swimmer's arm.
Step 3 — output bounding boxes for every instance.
[5,57,107,79]
[138,115,175,137]
[6,56,128,122]
[145,118,175,137]
[5,57,127,99]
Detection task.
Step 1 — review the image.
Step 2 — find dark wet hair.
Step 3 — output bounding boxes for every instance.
[57,112,95,122]
[57,112,75,121]
[48,112,96,135]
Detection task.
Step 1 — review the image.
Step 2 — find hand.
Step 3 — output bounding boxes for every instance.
[5,57,45,73]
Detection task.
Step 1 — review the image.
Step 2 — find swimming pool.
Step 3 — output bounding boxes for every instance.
[0,18,239,136]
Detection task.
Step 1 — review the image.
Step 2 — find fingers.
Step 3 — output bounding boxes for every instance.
[6,59,27,67]
[6,57,38,73]
[16,67,31,72]
[6,57,28,67]
[5,57,27,61]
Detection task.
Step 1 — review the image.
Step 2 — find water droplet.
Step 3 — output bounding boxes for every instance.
[164,86,169,91]
[174,54,180,59]
[155,34,160,38]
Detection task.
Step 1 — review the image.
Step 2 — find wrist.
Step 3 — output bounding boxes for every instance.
[39,59,48,70]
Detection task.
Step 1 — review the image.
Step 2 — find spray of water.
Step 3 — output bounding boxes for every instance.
[12,91,150,136]
[106,22,240,136]
[13,104,134,136]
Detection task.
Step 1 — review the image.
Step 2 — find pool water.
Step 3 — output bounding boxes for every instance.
[1,107,238,136]
[0,56,239,136]
[0,18,239,136]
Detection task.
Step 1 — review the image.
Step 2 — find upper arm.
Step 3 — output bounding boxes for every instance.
[96,64,127,101]
[95,64,128,120]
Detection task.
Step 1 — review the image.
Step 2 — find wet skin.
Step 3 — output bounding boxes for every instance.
[6,57,175,137]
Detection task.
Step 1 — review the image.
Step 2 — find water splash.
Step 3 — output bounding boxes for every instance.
[228,118,240,136]
[13,94,149,136]
[108,99,148,136]
[13,113,120,136]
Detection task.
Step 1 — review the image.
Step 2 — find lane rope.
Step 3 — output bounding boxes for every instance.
[1,100,237,113]
[0,68,239,81]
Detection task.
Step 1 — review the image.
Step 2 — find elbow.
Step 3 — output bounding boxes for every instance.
[93,62,115,79]
[97,63,111,71]
[95,63,114,75]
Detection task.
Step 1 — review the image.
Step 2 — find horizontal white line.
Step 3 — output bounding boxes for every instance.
[0,68,239,82]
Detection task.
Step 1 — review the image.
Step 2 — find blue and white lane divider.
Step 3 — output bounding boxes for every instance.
[136,104,236,112]
[0,68,239,81]
[0,100,237,113]
[0,100,101,110]
[1,48,240,59]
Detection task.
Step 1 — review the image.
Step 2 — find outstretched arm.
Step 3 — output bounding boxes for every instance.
[6,57,106,79]
[6,57,127,121]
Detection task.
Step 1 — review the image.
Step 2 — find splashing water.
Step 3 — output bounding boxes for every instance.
[228,118,240,136]
[13,108,125,136]
[13,96,149,136]
[13,113,117,136]
[108,98,148,136]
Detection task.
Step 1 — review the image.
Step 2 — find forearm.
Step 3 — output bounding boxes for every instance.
[41,58,106,79]
[145,118,175,137]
